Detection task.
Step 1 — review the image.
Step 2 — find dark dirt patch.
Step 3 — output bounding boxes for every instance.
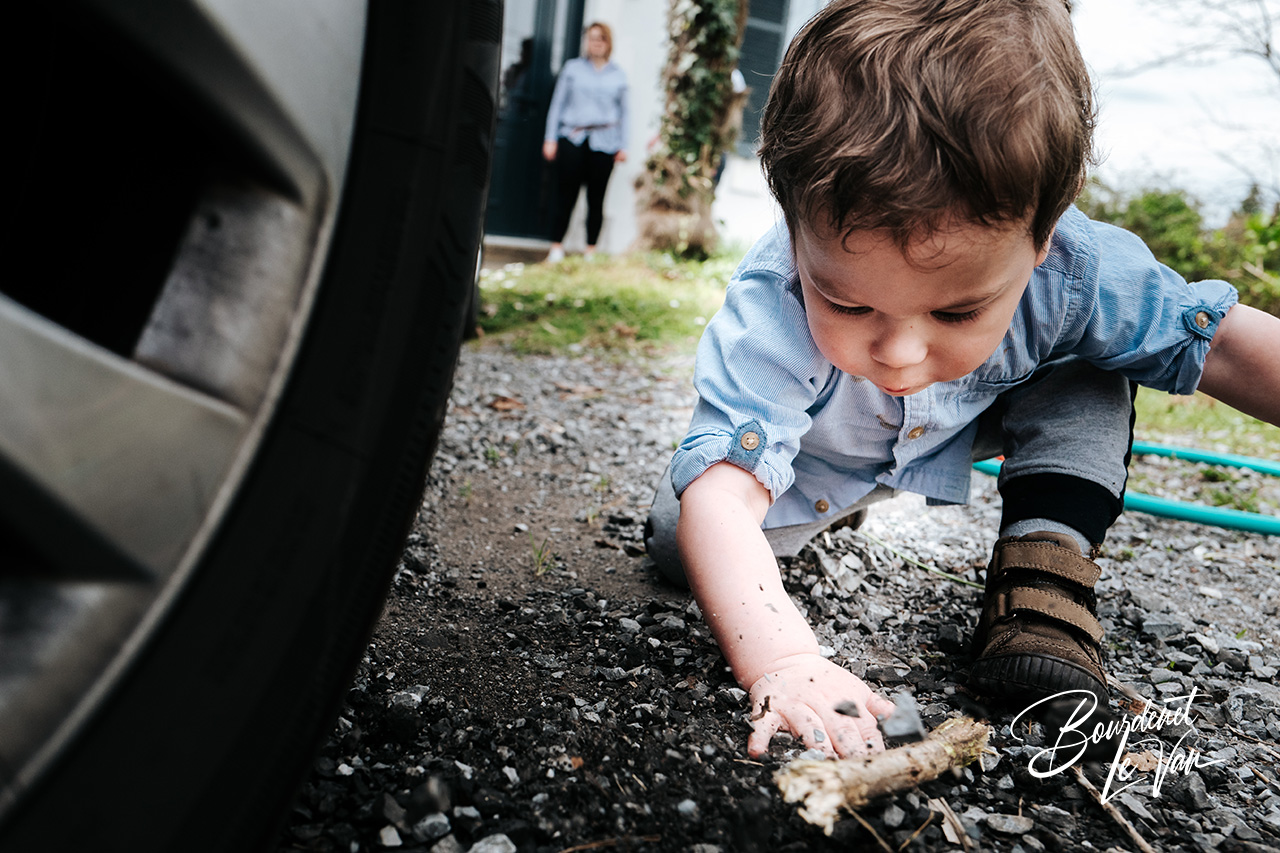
[276,347,1280,853]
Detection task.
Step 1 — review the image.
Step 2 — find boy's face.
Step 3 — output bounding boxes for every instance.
[794,219,1050,396]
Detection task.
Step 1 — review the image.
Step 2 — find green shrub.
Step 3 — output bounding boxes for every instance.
[1078,181,1280,317]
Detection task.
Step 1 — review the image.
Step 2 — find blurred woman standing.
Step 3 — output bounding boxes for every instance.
[542,22,628,261]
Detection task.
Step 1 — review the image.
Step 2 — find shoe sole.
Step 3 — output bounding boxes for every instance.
[970,653,1107,703]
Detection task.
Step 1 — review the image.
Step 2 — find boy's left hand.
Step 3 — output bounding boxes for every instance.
[746,653,895,758]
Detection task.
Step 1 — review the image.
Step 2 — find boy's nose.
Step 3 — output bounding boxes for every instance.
[869,324,926,369]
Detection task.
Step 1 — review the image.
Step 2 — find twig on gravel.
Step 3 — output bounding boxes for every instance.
[1228,725,1280,762]
[1071,766,1157,853]
[774,716,991,834]
[1253,767,1280,796]
[1106,673,1145,703]
[557,836,661,853]
[896,811,935,851]
[848,810,895,853]
[855,530,984,589]
[927,797,974,851]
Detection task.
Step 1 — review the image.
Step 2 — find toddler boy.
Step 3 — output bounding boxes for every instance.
[645,0,1280,759]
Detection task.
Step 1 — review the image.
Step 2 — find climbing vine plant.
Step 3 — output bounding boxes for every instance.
[656,0,747,195]
[634,0,750,256]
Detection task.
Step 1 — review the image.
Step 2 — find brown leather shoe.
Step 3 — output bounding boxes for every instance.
[968,532,1109,702]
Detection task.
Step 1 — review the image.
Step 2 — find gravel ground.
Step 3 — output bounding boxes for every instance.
[277,343,1280,853]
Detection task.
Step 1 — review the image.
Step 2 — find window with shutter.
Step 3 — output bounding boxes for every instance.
[736,0,790,157]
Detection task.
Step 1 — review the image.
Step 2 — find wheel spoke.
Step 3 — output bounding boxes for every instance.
[0,296,248,578]
[134,182,320,414]
[80,0,366,204]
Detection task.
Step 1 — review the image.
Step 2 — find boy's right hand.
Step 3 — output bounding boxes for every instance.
[747,653,895,759]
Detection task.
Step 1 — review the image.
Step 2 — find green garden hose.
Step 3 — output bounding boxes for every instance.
[973,441,1280,536]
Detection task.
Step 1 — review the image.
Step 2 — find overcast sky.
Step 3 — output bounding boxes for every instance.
[1072,0,1280,224]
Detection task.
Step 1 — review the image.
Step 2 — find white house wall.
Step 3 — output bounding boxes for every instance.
[539,0,825,255]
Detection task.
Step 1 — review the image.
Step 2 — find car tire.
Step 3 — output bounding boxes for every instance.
[0,1,501,851]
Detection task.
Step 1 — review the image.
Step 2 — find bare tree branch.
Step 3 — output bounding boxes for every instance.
[1111,0,1280,86]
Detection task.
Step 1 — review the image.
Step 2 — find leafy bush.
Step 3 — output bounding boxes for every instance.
[1078,181,1280,317]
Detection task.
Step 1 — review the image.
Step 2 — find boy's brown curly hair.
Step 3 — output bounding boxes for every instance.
[759,0,1094,251]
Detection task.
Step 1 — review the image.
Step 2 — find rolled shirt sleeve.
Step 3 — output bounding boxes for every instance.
[671,231,833,502]
[1056,212,1239,394]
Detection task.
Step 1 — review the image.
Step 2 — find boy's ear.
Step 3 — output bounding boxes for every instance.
[1034,227,1056,267]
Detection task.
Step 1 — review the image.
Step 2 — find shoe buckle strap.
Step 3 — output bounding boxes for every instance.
[991,540,1102,588]
[992,587,1104,643]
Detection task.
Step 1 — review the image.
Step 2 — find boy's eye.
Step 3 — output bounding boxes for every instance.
[932,309,982,324]
[826,301,870,317]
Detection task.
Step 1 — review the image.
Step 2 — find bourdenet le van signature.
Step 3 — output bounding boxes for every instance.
[1010,687,1226,804]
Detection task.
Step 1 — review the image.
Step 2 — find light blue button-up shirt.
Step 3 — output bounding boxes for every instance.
[671,206,1239,527]
[544,57,628,154]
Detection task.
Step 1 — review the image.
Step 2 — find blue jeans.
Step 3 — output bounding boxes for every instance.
[644,356,1134,587]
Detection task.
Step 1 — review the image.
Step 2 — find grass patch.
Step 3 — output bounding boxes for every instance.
[476,251,735,355]
[1132,387,1279,517]
[1134,386,1280,457]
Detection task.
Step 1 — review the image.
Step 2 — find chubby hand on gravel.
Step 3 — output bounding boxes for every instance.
[678,463,898,759]
[747,653,895,758]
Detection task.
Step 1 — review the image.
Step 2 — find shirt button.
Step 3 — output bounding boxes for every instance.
[907,426,926,440]
[814,499,830,513]
[739,431,760,451]
[1194,311,1211,329]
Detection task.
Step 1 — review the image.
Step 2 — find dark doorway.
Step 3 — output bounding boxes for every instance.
[486,0,586,240]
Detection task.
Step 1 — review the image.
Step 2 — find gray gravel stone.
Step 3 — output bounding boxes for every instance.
[1032,804,1076,834]
[882,803,906,829]
[430,837,465,853]
[1142,614,1185,639]
[412,813,451,842]
[985,813,1035,835]
[1218,649,1250,672]
[467,834,517,853]
[878,693,926,742]
[1172,772,1215,811]
[1021,835,1046,852]
[1250,656,1278,678]
[1118,794,1156,824]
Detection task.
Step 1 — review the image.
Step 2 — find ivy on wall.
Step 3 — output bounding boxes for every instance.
[653,0,746,195]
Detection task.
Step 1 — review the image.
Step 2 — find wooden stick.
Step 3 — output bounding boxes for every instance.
[896,811,935,851]
[774,716,992,835]
[928,797,975,852]
[1252,766,1280,795]
[1071,766,1157,853]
